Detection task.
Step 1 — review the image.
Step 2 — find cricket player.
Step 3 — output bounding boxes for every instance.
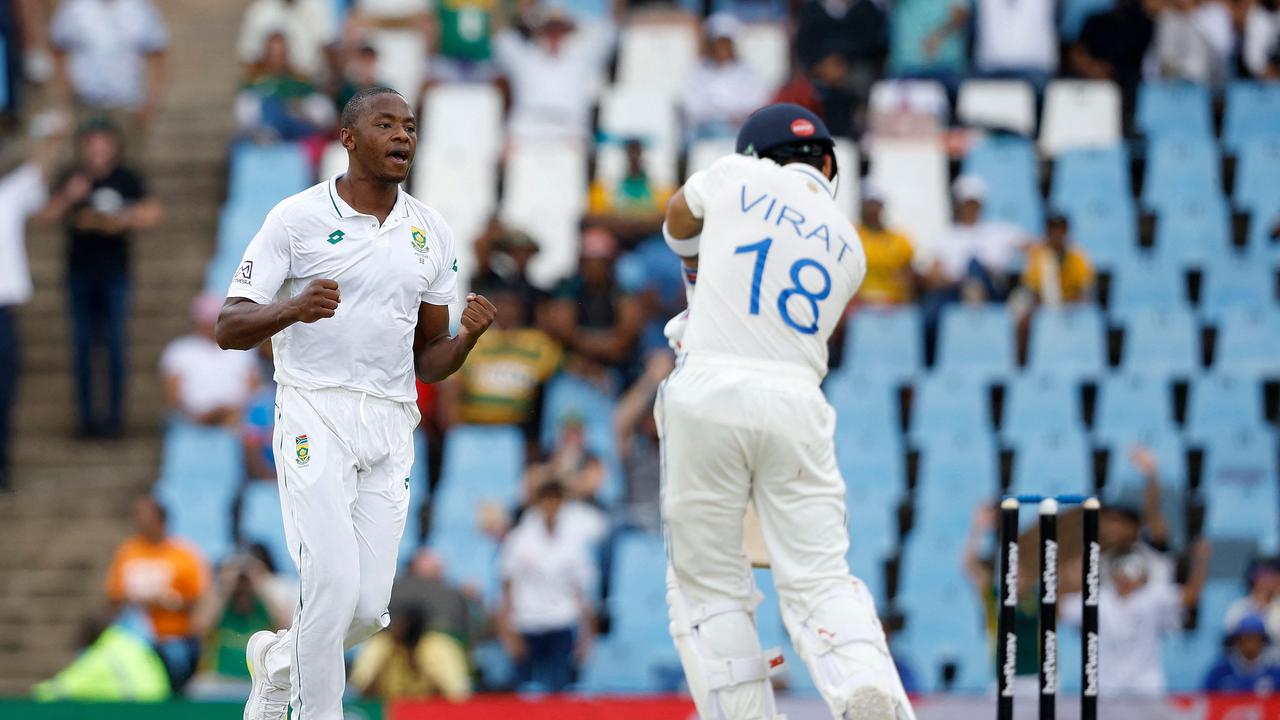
[215,86,496,720]
[658,104,915,720]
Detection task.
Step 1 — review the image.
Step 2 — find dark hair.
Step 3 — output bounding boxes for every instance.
[394,605,429,649]
[138,495,168,526]
[246,542,278,574]
[761,140,832,174]
[340,86,405,129]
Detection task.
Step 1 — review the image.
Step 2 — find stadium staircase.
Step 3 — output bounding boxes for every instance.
[0,0,249,693]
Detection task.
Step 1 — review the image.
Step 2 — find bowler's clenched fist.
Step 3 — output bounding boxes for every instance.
[459,292,497,341]
[291,279,341,323]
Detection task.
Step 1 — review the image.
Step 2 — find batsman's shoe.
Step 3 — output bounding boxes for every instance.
[244,630,289,720]
[844,685,910,720]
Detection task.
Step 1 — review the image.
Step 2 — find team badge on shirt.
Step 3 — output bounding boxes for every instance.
[295,435,311,466]
[411,227,429,254]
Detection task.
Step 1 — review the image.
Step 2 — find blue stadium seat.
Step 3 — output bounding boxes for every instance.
[838,428,905,513]
[1153,194,1231,267]
[228,142,312,206]
[1201,427,1280,553]
[1095,372,1175,434]
[752,568,790,652]
[1050,145,1130,212]
[898,530,971,600]
[1200,254,1275,321]
[1161,628,1221,692]
[1232,138,1280,213]
[842,307,922,383]
[1002,372,1082,442]
[1142,137,1221,211]
[1108,253,1185,314]
[1118,307,1199,380]
[896,570,989,691]
[911,373,990,435]
[539,373,622,502]
[1061,0,1114,41]
[156,479,237,565]
[1214,306,1280,377]
[915,429,999,534]
[936,304,1015,380]
[1060,194,1140,270]
[1249,200,1280,262]
[430,529,502,606]
[963,136,1044,234]
[431,424,524,534]
[828,371,899,437]
[159,420,242,495]
[1009,429,1092,497]
[1223,82,1280,153]
[1097,427,1187,547]
[608,532,676,678]
[238,480,292,576]
[1136,82,1212,139]
[1187,373,1264,435]
[1026,307,1106,382]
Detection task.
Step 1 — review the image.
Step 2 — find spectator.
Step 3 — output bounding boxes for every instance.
[1069,0,1155,134]
[334,40,382,112]
[794,0,887,137]
[437,282,563,448]
[545,226,645,376]
[494,4,616,146]
[1060,540,1210,696]
[855,182,916,305]
[1244,0,1280,78]
[241,381,277,481]
[586,139,671,244]
[973,0,1057,87]
[187,545,293,697]
[866,78,951,138]
[105,496,210,691]
[614,352,673,532]
[39,121,163,439]
[498,481,597,691]
[32,614,171,701]
[681,14,769,142]
[238,0,339,79]
[888,0,971,82]
[0,113,64,491]
[525,418,608,508]
[235,32,336,143]
[350,605,473,700]
[1018,213,1096,307]
[1203,614,1280,692]
[160,294,261,427]
[1098,448,1175,586]
[921,175,1025,303]
[50,0,168,132]
[470,220,548,326]
[423,0,502,86]
[390,549,475,644]
[1226,558,1280,643]
[1151,0,1235,87]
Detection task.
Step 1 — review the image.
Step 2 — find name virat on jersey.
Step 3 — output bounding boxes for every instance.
[737,183,859,266]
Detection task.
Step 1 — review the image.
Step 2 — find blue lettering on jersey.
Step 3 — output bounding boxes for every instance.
[739,183,854,267]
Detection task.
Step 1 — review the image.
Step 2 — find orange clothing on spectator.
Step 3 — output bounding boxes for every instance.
[105,537,209,640]
[856,225,915,304]
[1021,244,1095,303]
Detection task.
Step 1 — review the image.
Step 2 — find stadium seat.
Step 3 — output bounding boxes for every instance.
[737,22,789,93]
[1118,307,1199,380]
[228,142,311,207]
[1250,200,1280,262]
[1026,307,1106,382]
[915,428,1000,537]
[832,138,860,220]
[956,79,1036,136]
[431,529,502,605]
[1098,427,1187,547]
[1201,427,1280,554]
[1223,82,1280,153]
[836,417,906,508]
[501,144,587,286]
[608,532,670,646]
[1162,628,1226,692]
[615,21,700,100]
[238,480,292,577]
[841,306,922,383]
[1039,80,1122,156]
[1050,145,1130,210]
[156,421,242,562]
[368,28,427,106]
[962,136,1043,234]
[1094,372,1175,435]
[156,480,237,566]
[868,138,950,253]
[1061,0,1113,40]
[935,304,1015,381]
[431,425,525,534]
[1231,138,1280,213]
[1009,429,1092,497]
[911,373,990,435]
[1215,306,1280,377]
[413,156,497,277]
[1200,253,1275,320]
[1187,373,1264,435]
[540,374,622,503]
[1136,82,1212,139]
[1141,137,1221,210]
[1059,193,1139,270]
[827,371,898,437]
[598,85,680,149]
[421,84,504,163]
[685,137,737,176]
[1002,372,1082,442]
[1107,253,1185,315]
[1153,194,1231,267]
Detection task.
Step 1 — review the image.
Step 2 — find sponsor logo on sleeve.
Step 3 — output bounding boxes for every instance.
[233,260,254,286]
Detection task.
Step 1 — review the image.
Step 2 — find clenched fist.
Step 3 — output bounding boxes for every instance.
[458,293,497,342]
[291,279,340,323]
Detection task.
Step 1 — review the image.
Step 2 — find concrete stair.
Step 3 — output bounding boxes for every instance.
[0,0,250,693]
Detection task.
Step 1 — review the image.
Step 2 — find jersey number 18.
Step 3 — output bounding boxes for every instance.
[735,238,831,335]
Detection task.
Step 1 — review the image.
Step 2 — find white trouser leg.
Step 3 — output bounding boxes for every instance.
[658,374,783,720]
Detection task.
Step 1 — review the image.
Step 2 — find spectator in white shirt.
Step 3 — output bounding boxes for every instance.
[498,480,597,691]
[1226,558,1280,644]
[238,0,339,80]
[1151,0,1236,87]
[1244,0,1280,79]
[973,0,1058,88]
[921,175,1026,301]
[494,4,615,146]
[682,14,768,143]
[1061,541,1210,696]
[50,0,169,127]
[160,294,260,428]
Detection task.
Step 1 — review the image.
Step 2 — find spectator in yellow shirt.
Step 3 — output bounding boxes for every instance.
[855,183,916,305]
[350,606,472,701]
[1020,213,1095,305]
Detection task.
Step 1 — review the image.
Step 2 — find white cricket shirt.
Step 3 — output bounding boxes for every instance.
[226,175,458,402]
[0,163,48,307]
[680,155,866,380]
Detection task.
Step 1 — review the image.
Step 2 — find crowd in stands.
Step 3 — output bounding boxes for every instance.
[0,0,1278,707]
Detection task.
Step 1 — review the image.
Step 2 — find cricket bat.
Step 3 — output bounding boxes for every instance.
[744,500,771,568]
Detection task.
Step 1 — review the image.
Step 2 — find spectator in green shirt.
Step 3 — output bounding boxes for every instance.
[427,0,506,84]
[235,32,336,142]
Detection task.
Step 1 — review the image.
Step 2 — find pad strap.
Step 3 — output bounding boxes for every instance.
[705,647,786,690]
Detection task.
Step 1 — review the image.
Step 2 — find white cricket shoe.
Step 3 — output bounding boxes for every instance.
[244,630,289,720]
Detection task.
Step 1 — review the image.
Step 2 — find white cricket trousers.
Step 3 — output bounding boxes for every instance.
[658,352,910,720]
[264,385,418,719]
